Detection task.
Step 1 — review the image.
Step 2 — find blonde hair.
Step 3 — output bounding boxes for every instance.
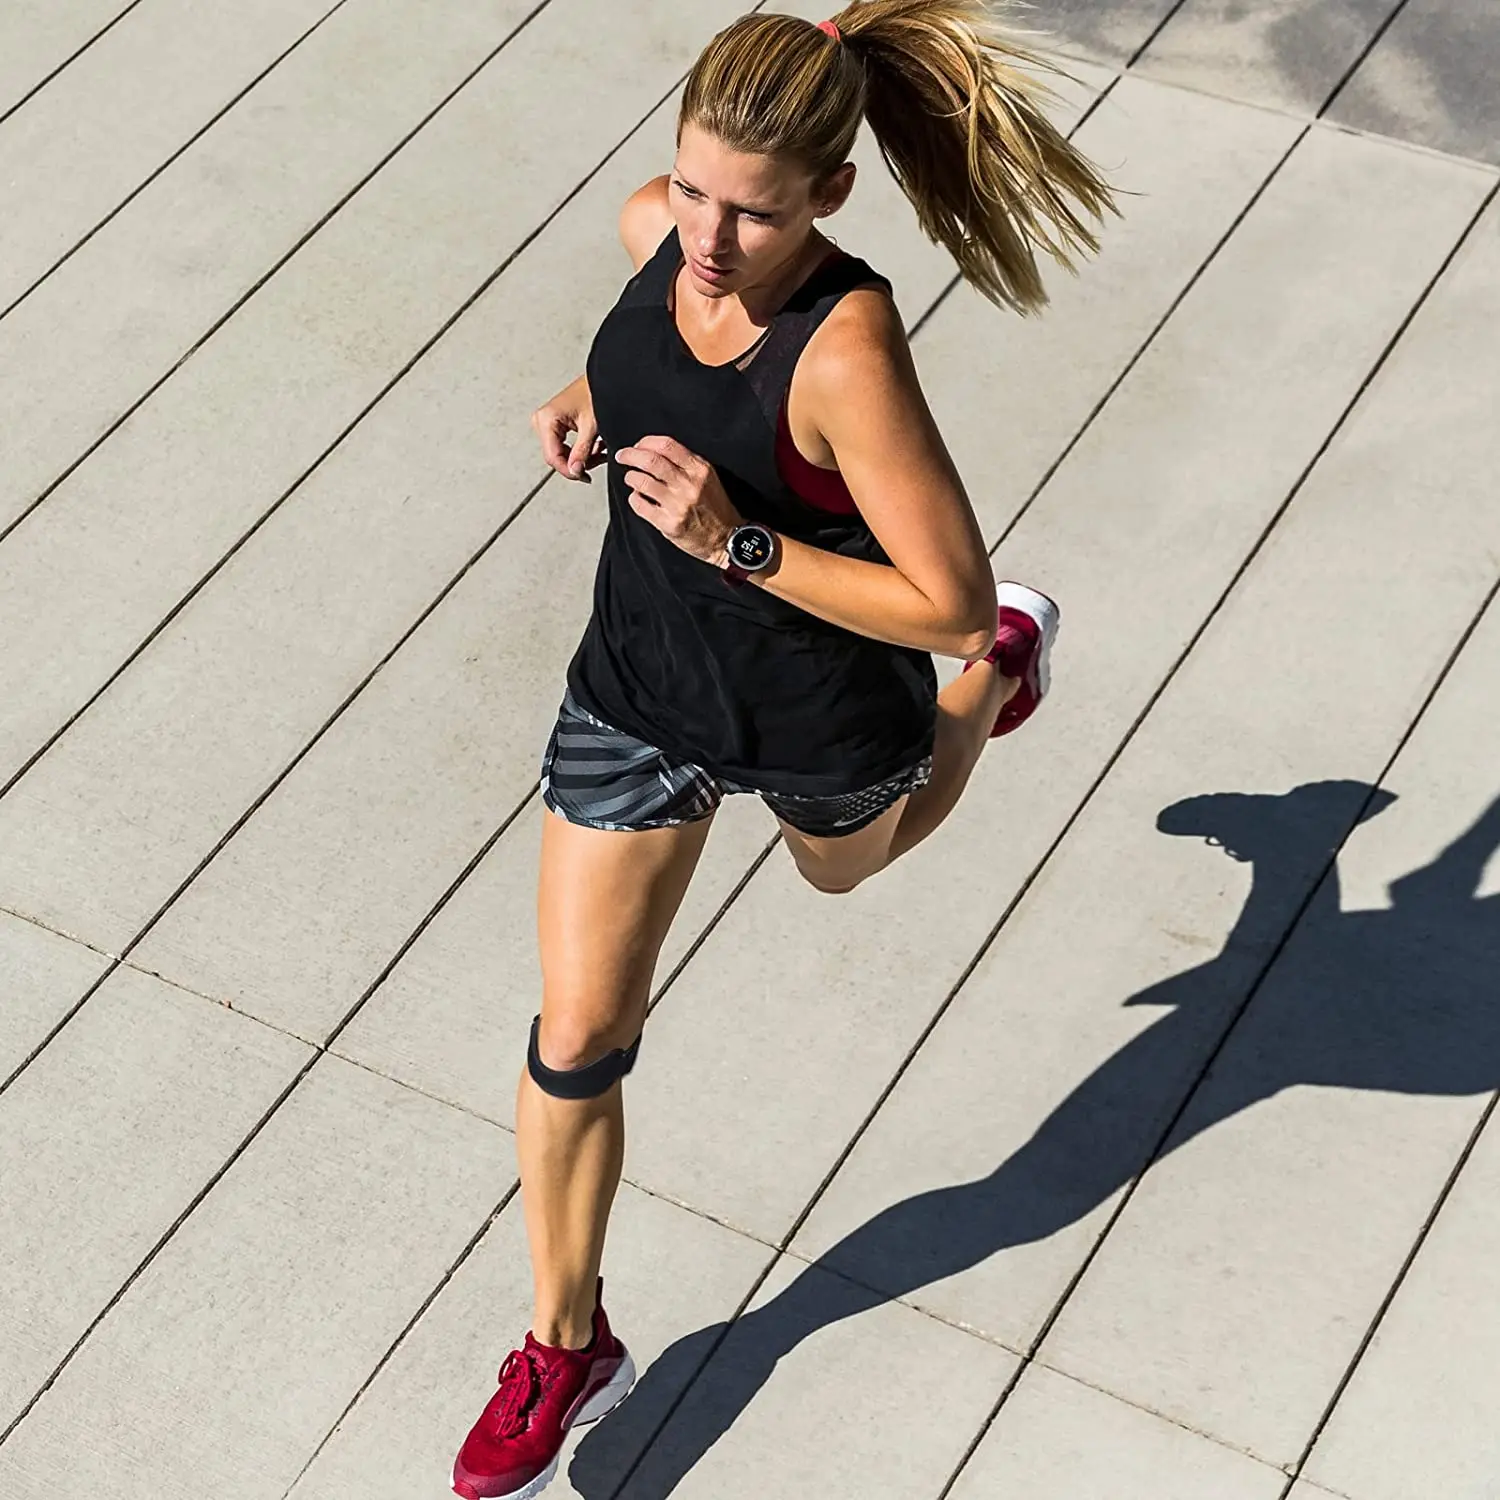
[678,1,1116,313]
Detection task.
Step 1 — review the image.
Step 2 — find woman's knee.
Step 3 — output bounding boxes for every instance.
[534,997,645,1074]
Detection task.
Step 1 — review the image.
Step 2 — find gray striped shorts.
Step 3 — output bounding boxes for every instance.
[541,690,931,840]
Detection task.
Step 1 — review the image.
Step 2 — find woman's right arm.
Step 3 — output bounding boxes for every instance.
[530,178,674,480]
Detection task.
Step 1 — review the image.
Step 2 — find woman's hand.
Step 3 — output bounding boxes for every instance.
[615,436,744,566]
[532,375,607,483]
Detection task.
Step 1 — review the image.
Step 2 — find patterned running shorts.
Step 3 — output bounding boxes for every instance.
[541,690,932,840]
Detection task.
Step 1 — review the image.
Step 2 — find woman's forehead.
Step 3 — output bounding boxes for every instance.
[674,124,811,201]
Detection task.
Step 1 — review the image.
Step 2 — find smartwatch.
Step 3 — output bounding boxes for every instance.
[722,523,778,586]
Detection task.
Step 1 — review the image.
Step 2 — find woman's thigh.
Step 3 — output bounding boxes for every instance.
[775,795,908,894]
[537,807,715,1049]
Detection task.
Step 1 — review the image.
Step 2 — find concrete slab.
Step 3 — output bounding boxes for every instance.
[0,0,757,950]
[0,910,110,1083]
[0,0,339,312]
[0,1,133,118]
[950,1364,1285,1499]
[0,1054,507,1498]
[921,74,1302,546]
[0,0,540,535]
[286,1183,774,1499]
[1307,1102,1500,1500]
[628,117,1488,1249]
[1040,0,1180,67]
[1038,202,1500,1465]
[0,965,308,1429]
[1136,0,1404,115]
[1327,0,1500,166]
[615,1257,1016,1500]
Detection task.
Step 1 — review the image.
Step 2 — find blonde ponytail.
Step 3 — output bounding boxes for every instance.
[679,2,1116,313]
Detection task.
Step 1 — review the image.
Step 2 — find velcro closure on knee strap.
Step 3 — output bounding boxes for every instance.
[527,1015,642,1100]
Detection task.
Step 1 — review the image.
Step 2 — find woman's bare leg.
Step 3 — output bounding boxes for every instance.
[780,664,1017,894]
[887,661,1017,861]
[519,809,713,1349]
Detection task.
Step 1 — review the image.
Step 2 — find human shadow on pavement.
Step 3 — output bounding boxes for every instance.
[571,779,1500,1497]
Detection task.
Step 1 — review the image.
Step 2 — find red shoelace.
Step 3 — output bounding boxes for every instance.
[489,1348,542,1438]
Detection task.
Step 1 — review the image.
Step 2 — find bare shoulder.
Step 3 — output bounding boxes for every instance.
[800,283,914,401]
[618,177,674,271]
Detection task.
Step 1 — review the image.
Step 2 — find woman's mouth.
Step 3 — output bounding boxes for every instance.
[690,257,733,284]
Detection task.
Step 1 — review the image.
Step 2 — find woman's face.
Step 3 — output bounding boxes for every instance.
[670,123,852,297]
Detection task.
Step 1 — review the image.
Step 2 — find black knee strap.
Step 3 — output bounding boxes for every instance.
[527,1015,642,1100]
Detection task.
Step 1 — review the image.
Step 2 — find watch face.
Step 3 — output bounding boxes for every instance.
[729,525,774,571]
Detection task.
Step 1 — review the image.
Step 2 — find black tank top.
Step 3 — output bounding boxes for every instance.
[566,228,938,797]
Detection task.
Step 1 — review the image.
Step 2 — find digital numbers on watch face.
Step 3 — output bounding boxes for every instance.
[729,526,773,571]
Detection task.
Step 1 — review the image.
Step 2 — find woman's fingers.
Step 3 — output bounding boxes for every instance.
[634,434,695,470]
[624,468,666,507]
[614,445,678,485]
[627,489,664,524]
[538,419,575,477]
[533,403,603,482]
[567,416,601,480]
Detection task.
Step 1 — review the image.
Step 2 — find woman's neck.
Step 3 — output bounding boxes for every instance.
[686,229,834,328]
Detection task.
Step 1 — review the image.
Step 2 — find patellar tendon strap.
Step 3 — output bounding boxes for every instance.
[527,1014,642,1100]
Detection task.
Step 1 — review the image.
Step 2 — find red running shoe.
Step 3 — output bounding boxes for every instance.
[452,1282,635,1499]
[964,581,1060,737]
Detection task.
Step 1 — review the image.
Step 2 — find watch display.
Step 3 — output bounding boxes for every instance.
[727,524,775,573]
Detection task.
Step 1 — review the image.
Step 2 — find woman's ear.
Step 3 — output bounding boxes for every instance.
[816,161,858,217]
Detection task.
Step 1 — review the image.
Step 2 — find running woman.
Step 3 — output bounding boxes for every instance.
[452,5,1114,1495]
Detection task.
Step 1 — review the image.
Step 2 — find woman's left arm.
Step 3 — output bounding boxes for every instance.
[615,290,999,661]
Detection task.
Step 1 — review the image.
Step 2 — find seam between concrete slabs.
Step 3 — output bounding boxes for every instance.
[1023,1355,1299,1474]
[0,902,121,962]
[1315,0,1415,122]
[1049,32,1500,180]
[0,1,148,128]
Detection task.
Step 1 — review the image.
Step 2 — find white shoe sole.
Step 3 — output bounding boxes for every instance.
[994,580,1060,700]
[574,1350,637,1427]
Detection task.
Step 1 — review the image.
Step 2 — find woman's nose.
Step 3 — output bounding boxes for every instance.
[694,216,731,258]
